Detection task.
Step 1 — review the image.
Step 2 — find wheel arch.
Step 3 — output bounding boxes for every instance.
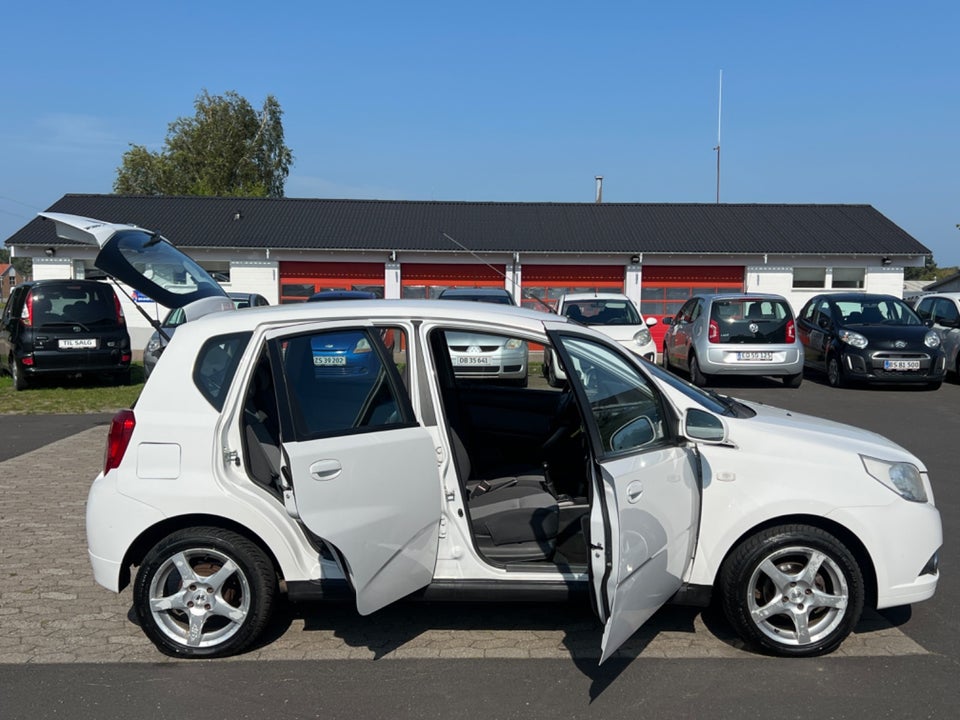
[118,514,288,592]
[712,513,878,608]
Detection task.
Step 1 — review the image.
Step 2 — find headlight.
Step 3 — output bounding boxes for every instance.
[145,338,162,354]
[924,331,941,348]
[633,328,652,347]
[839,329,868,349]
[505,338,524,350]
[861,455,928,502]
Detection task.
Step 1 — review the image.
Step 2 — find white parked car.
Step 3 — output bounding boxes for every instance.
[543,292,658,386]
[46,212,942,661]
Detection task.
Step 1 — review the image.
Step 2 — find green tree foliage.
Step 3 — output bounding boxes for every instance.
[113,90,293,197]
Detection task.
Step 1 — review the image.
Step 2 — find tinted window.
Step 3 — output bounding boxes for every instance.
[29,283,120,328]
[835,298,922,326]
[709,298,793,344]
[193,332,251,410]
[278,328,411,439]
[562,299,641,325]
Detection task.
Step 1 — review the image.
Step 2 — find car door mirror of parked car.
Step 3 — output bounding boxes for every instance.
[683,408,727,444]
[662,317,673,326]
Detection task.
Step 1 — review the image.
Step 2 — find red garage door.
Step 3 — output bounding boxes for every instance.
[279,261,385,303]
[640,266,744,347]
[401,263,506,299]
[521,265,625,313]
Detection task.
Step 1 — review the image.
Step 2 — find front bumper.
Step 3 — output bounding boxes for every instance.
[840,348,947,383]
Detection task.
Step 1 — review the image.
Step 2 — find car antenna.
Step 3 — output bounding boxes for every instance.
[440,232,556,313]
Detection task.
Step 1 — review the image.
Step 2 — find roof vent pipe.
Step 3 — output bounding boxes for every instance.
[595,176,603,203]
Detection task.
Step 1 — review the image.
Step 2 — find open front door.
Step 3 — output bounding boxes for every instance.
[551,330,701,663]
[269,323,441,615]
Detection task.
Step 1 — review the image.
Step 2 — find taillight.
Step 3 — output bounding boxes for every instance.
[786,319,796,343]
[104,409,135,474]
[114,293,126,325]
[708,319,720,343]
[21,291,33,327]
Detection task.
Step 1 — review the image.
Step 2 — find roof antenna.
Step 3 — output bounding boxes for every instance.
[714,70,722,204]
[441,232,555,312]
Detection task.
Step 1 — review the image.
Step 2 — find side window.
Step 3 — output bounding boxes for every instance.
[277,327,412,439]
[689,299,703,322]
[193,332,252,410]
[934,298,959,325]
[816,300,832,329]
[915,298,933,321]
[677,299,696,323]
[558,336,667,457]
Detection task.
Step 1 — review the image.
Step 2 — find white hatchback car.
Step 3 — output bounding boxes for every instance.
[49,213,942,662]
[543,293,658,386]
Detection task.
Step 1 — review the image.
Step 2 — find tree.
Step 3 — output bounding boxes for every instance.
[114,90,293,197]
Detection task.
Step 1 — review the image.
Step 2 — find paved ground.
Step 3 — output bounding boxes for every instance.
[0,414,933,665]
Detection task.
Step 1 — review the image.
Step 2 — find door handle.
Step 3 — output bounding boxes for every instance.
[309,459,342,481]
[626,481,643,503]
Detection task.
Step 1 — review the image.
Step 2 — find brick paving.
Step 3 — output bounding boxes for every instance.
[0,427,928,664]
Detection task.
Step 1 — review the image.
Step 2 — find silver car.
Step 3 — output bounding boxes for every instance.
[912,292,960,379]
[662,293,804,387]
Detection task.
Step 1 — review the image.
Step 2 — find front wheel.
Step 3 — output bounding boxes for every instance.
[133,527,277,658]
[783,372,803,388]
[719,525,864,657]
[826,355,845,388]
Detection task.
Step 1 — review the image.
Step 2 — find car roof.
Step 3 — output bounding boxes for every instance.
[919,292,960,299]
[697,292,790,302]
[438,287,513,298]
[560,292,631,301]
[817,293,899,302]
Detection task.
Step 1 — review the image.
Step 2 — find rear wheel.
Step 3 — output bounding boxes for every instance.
[689,354,709,386]
[783,372,803,388]
[719,524,864,657]
[133,527,276,658]
[11,360,28,391]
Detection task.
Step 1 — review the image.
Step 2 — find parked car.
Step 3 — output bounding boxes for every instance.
[797,293,946,389]
[46,212,941,662]
[307,290,379,301]
[543,292,657,387]
[143,292,269,379]
[437,287,529,386]
[661,293,804,387]
[911,292,960,380]
[0,278,131,390]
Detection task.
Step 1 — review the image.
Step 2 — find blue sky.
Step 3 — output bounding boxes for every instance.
[2,1,958,263]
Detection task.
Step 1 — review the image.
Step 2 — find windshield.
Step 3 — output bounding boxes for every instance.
[562,298,642,326]
[835,298,922,326]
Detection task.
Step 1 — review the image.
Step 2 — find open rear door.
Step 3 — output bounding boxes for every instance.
[550,329,701,663]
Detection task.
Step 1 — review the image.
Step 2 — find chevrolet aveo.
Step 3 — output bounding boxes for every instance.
[47,213,942,662]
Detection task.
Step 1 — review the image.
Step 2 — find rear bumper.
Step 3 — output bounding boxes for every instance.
[702,347,803,376]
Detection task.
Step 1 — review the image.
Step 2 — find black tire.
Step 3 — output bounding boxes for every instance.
[926,379,942,391]
[826,355,845,388]
[719,524,864,657]
[11,360,28,391]
[114,368,132,386]
[689,354,709,386]
[133,527,276,658]
[662,345,674,372]
[783,372,803,388]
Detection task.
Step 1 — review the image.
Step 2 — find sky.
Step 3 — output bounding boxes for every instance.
[2,1,958,263]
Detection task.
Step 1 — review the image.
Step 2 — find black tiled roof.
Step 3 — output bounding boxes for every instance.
[5,194,930,256]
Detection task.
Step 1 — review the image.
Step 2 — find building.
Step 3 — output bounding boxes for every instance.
[4,194,930,350]
[1,263,17,302]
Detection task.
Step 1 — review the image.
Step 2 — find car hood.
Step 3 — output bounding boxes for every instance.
[41,212,232,318]
[842,323,935,349]
[738,399,922,466]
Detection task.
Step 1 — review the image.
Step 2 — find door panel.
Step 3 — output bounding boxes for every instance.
[272,324,441,615]
[551,331,701,663]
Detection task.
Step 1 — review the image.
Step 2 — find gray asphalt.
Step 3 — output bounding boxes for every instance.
[1,374,958,718]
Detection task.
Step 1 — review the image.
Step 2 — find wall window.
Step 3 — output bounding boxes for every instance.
[832,268,865,289]
[792,268,827,289]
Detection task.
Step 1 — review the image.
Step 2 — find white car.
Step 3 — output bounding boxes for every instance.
[47,212,942,661]
[543,292,658,386]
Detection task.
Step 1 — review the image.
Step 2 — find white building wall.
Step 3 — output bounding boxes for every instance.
[865,267,905,296]
[227,261,280,305]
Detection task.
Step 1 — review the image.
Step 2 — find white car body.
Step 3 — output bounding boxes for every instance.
[544,292,658,386]
[47,213,940,662]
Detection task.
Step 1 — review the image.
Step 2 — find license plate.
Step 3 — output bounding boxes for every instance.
[455,356,490,365]
[58,338,97,349]
[884,360,920,371]
[736,351,773,361]
[313,355,346,366]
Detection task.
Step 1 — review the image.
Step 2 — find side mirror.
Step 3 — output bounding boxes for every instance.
[645,316,658,327]
[683,408,727,444]
[662,317,674,327]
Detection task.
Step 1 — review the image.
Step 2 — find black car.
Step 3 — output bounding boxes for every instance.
[796,293,946,388]
[307,290,379,302]
[0,279,132,390]
[437,287,517,304]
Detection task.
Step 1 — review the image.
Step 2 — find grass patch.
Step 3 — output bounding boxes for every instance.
[0,364,145,414]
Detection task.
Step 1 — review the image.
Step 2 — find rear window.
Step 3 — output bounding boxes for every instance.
[29,283,120,328]
[563,299,641,326]
[710,298,794,344]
